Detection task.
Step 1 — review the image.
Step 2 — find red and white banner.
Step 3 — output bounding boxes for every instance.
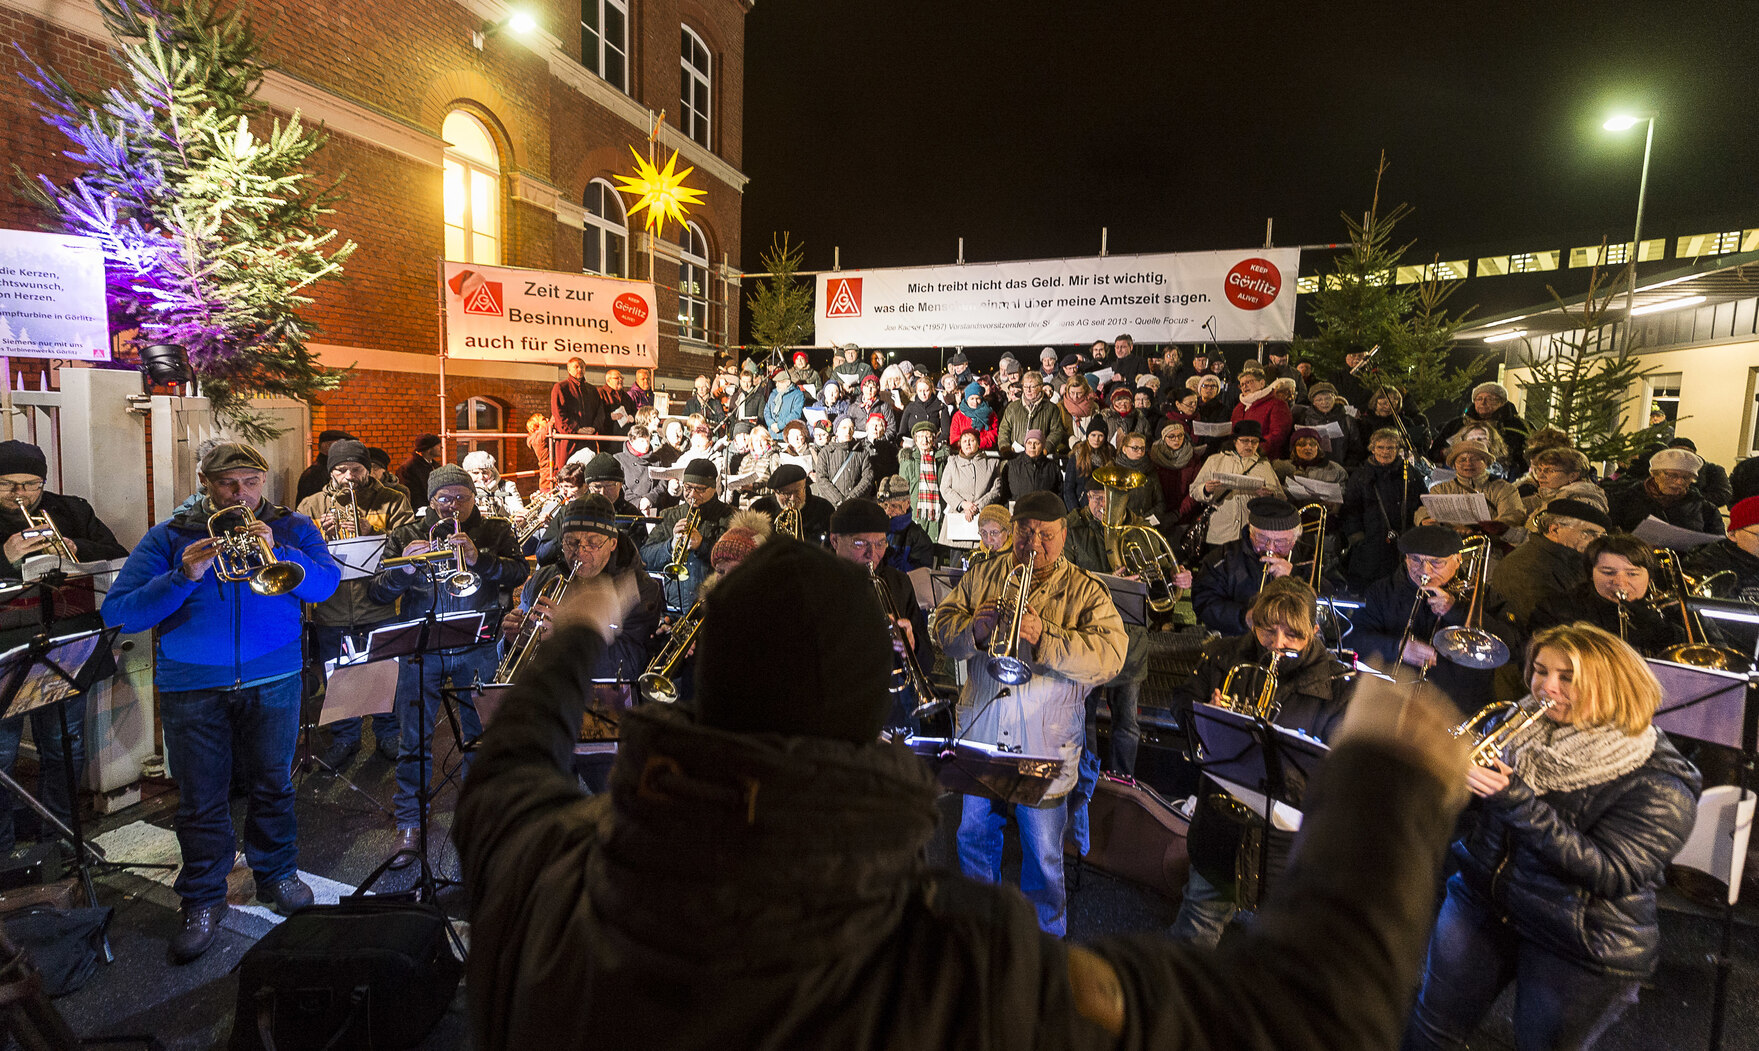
[442,261,658,367]
[814,248,1300,347]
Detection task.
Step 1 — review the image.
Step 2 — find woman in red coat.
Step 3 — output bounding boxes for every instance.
[1231,369,1293,459]
[1149,419,1206,525]
[948,382,999,451]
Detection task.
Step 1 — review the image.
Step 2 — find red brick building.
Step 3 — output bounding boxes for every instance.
[0,0,750,479]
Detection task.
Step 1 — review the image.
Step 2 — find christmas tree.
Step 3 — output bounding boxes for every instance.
[745,232,813,367]
[1293,154,1488,413]
[17,0,355,440]
[1516,255,1668,465]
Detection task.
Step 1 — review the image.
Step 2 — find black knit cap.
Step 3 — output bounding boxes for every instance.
[1012,490,1066,523]
[1399,525,1463,558]
[367,447,391,470]
[0,441,47,478]
[581,452,623,483]
[318,429,353,443]
[1232,419,1263,439]
[681,458,718,485]
[559,493,618,538]
[414,433,442,453]
[1246,497,1299,531]
[768,463,809,489]
[830,497,889,535]
[695,540,892,745]
[1543,498,1612,531]
[326,439,370,470]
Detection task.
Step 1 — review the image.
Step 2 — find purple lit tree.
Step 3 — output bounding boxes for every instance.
[15,0,354,440]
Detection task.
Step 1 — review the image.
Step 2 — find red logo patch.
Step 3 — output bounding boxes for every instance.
[461,281,504,316]
[1223,258,1281,311]
[612,293,650,327]
[825,277,863,318]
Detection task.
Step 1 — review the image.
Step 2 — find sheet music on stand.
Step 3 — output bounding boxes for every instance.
[21,556,128,592]
[1188,702,1331,832]
[365,611,488,662]
[904,736,1063,806]
[1648,659,1753,749]
[0,627,118,721]
[326,535,388,581]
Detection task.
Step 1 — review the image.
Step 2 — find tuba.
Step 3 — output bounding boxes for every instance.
[1450,696,1555,768]
[665,505,703,581]
[638,599,706,703]
[1431,535,1509,670]
[207,504,305,596]
[1092,462,1182,614]
[871,569,951,719]
[1650,549,1746,670]
[985,551,1037,685]
[18,505,76,561]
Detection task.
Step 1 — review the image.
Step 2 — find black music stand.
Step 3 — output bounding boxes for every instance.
[353,608,484,908]
[903,737,1063,806]
[1649,658,1758,1051]
[1188,703,1330,910]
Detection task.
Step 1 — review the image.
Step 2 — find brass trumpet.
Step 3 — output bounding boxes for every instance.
[325,481,362,540]
[665,505,703,581]
[206,504,304,596]
[872,569,951,719]
[638,598,706,703]
[1450,696,1555,768]
[18,505,75,561]
[495,560,579,683]
[985,551,1036,685]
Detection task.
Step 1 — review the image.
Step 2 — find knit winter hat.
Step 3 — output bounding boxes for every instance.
[1289,427,1322,446]
[427,464,472,498]
[1247,497,1300,531]
[326,440,370,470]
[1399,525,1464,558]
[0,441,47,478]
[558,494,618,538]
[963,382,984,401]
[977,503,1012,532]
[696,541,893,745]
[581,453,624,483]
[1730,496,1759,533]
[1232,420,1263,439]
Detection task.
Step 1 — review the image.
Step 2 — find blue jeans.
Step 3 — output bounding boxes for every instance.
[0,695,87,853]
[1169,867,1235,948]
[310,624,398,751]
[1066,745,1102,857]
[1403,883,1640,1051]
[160,675,302,908]
[1096,683,1140,776]
[392,645,494,829]
[958,792,1070,937]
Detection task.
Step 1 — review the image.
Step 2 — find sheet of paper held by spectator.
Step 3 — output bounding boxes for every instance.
[1285,475,1344,503]
[648,464,684,482]
[1420,493,1492,526]
[1191,420,1233,438]
[942,511,982,545]
[1315,421,1345,440]
[1633,515,1725,550]
[1216,472,1273,492]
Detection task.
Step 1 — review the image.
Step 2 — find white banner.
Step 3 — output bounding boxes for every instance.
[0,229,110,361]
[442,261,658,367]
[814,248,1299,348]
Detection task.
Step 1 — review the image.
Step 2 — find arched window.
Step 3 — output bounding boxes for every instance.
[583,179,627,277]
[454,395,506,466]
[676,222,709,342]
[679,26,711,149]
[443,111,500,263]
[581,0,629,93]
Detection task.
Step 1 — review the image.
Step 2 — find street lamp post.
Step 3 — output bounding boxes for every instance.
[1603,113,1656,345]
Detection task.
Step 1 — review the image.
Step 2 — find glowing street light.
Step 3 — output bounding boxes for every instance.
[1603,112,1656,342]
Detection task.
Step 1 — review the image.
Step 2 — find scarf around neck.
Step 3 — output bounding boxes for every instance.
[1506,714,1657,794]
[1150,440,1195,471]
[959,401,994,429]
[915,448,941,522]
[1237,385,1274,409]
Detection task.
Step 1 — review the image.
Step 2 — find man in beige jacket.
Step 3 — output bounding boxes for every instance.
[933,489,1127,936]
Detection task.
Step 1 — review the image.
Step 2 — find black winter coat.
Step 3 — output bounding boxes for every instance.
[1351,568,1521,717]
[1432,403,1530,474]
[0,492,128,578]
[517,534,661,681]
[1004,453,1063,503]
[1191,539,1267,636]
[370,508,529,623]
[1451,730,1699,977]
[456,622,1466,1051]
[897,396,950,443]
[1491,534,1586,628]
[1605,479,1725,538]
[1732,456,1759,504]
[1685,538,1759,606]
[1340,458,1426,591]
[1529,582,1692,659]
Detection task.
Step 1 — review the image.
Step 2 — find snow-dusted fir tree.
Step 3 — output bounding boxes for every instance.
[17,0,354,439]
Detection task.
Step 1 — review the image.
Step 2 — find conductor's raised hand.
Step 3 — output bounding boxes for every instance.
[548,569,641,645]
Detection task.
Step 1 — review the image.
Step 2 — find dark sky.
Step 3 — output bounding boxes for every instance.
[740,0,1759,310]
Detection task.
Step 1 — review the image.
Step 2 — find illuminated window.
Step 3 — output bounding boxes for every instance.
[677,221,708,342]
[454,396,506,466]
[581,0,629,92]
[1296,276,1320,295]
[583,179,627,277]
[680,27,711,149]
[443,112,500,263]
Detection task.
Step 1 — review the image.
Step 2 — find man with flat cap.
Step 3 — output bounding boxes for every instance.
[0,439,128,861]
[455,534,1472,1051]
[933,491,1128,936]
[1349,524,1520,714]
[1491,497,1610,629]
[1191,496,1305,636]
[640,458,732,613]
[296,439,416,767]
[370,462,528,867]
[105,442,341,962]
[749,463,833,546]
[830,497,935,732]
[296,429,354,505]
[501,495,662,704]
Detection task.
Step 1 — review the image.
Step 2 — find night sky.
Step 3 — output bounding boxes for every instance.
[740,1,1759,325]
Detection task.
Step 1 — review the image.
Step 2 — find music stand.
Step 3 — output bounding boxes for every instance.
[304,653,399,816]
[903,737,1063,806]
[1648,657,1758,1051]
[1188,703,1330,909]
[1093,573,1149,628]
[354,609,484,905]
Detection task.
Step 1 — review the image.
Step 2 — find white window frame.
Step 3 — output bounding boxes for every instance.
[442,111,501,264]
[677,221,709,343]
[1646,372,1682,428]
[583,178,628,277]
[455,396,506,466]
[581,0,629,93]
[680,26,711,149]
